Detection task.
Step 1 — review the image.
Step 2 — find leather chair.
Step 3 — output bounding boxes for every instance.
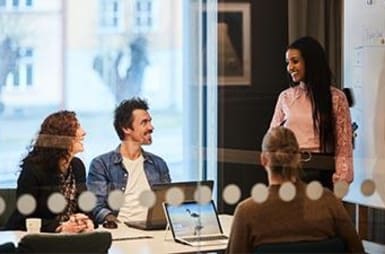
[0,242,16,254]
[254,237,346,253]
[17,231,112,253]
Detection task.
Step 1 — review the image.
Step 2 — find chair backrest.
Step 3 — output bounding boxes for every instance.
[254,237,346,253]
[0,188,16,230]
[17,231,112,254]
[0,242,16,254]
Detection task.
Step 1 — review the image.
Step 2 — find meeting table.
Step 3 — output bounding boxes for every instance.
[0,214,233,254]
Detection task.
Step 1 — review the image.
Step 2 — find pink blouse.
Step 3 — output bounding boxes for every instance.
[270,84,353,183]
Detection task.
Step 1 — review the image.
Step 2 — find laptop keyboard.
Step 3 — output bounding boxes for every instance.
[183,235,228,242]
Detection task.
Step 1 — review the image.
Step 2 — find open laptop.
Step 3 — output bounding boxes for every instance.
[163,200,229,247]
[124,180,214,230]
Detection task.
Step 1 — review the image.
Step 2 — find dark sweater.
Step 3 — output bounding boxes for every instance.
[226,182,364,254]
[5,157,87,232]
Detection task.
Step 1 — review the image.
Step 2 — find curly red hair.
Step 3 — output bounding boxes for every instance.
[21,110,80,172]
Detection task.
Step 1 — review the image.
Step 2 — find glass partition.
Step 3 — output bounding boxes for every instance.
[0,0,218,188]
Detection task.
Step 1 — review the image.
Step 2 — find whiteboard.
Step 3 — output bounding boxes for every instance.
[343,0,385,208]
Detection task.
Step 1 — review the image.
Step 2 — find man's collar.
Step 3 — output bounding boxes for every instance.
[112,145,153,164]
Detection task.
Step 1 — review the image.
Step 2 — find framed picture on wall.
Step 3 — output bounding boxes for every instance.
[217,3,251,86]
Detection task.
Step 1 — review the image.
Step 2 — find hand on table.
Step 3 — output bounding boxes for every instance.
[56,213,94,233]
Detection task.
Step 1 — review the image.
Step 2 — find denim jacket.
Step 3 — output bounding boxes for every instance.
[87,146,171,224]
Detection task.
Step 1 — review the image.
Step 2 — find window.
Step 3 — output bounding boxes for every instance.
[0,0,33,9]
[99,0,122,32]
[0,0,218,189]
[134,0,153,33]
[6,47,34,89]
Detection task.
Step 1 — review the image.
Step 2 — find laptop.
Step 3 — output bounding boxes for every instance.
[163,200,229,246]
[124,180,214,230]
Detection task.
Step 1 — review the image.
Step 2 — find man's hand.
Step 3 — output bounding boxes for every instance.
[104,213,119,223]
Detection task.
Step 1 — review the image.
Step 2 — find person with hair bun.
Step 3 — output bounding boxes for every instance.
[6,110,94,233]
[226,127,363,254]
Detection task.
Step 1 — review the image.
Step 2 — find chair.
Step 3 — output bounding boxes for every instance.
[0,242,16,254]
[254,237,346,253]
[16,231,112,254]
[0,189,16,230]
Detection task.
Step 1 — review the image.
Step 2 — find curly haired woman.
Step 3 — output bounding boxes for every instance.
[6,110,94,233]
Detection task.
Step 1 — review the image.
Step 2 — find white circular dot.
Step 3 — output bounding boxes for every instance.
[194,185,212,204]
[306,181,324,200]
[165,187,185,206]
[47,192,67,214]
[373,171,385,203]
[139,190,156,208]
[0,197,5,215]
[334,181,349,199]
[78,191,97,212]
[223,184,241,205]
[251,183,268,203]
[361,179,376,197]
[279,182,296,202]
[108,190,125,210]
[17,194,36,215]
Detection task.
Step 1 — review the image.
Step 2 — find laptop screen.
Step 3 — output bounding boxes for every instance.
[164,200,223,238]
[151,180,214,201]
[148,180,214,225]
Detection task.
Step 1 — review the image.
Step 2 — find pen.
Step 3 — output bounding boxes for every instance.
[113,236,153,241]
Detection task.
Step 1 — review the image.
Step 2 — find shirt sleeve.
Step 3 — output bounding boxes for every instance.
[332,90,354,183]
[226,203,252,254]
[158,157,171,183]
[269,91,286,129]
[87,158,112,224]
[10,166,60,232]
[329,194,365,253]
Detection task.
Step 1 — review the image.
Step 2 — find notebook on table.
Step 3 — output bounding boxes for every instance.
[163,200,228,247]
[124,180,214,230]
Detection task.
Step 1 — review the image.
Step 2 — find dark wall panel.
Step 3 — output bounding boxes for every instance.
[217,0,289,213]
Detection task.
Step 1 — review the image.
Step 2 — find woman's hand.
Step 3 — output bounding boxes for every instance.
[56,213,94,233]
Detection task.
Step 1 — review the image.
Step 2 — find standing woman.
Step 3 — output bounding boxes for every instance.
[269,36,353,189]
[6,110,94,232]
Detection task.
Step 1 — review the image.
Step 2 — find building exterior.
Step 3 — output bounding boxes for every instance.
[0,0,183,114]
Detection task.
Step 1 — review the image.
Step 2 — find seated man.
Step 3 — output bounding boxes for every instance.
[87,97,171,224]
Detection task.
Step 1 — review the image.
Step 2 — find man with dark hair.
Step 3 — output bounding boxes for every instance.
[87,97,171,224]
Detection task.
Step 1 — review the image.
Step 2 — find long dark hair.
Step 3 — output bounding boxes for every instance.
[287,36,335,153]
[21,110,79,171]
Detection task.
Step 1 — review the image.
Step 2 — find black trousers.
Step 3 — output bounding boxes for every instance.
[300,152,335,190]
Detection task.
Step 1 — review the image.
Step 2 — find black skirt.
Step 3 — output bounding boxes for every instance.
[300,152,335,190]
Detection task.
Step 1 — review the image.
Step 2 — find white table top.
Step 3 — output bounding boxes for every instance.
[0,214,233,254]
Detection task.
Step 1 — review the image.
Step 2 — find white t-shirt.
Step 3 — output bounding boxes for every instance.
[117,155,151,222]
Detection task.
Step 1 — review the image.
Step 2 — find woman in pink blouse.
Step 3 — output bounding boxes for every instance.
[270,36,353,189]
